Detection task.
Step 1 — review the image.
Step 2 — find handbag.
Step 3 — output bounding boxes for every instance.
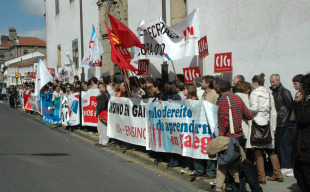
[98,92,110,123]
[218,97,242,166]
[250,93,272,145]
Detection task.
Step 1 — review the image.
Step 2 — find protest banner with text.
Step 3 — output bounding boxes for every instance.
[82,89,99,126]
[108,97,152,147]
[42,94,62,125]
[146,100,218,159]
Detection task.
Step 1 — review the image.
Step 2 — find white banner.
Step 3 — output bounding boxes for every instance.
[82,89,99,126]
[135,8,200,61]
[146,100,218,159]
[107,97,153,147]
[68,93,80,126]
[29,93,42,115]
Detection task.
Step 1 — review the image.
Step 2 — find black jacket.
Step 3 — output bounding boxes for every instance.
[95,90,110,117]
[293,96,310,163]
[270,83,293,127]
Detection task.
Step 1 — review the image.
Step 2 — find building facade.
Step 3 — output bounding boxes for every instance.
[46,0,310,93]
[0,27,47,87]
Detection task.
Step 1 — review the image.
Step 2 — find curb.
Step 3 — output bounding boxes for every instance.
[20,108,215,191]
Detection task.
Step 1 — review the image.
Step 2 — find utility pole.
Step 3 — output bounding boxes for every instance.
[161,0,169,82]
[79,0,85,82]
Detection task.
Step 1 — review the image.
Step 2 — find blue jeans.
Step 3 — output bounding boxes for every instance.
[280,122,296,168]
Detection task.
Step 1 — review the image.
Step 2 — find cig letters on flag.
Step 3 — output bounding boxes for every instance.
[34,57,54,96]
[89,25,104,66]
[136,8,200,61]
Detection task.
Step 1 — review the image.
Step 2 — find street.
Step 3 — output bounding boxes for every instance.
[0,103,201,192]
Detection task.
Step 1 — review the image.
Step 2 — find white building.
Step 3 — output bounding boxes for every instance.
[45,0,100,82]
[46,0,310,94]
[4,51,45,86]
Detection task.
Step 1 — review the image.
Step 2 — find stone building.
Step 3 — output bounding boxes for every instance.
[0,27,46,87]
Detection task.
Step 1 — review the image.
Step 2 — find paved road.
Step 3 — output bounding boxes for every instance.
[0,103,202,192]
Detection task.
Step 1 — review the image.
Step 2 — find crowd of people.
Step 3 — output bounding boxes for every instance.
[1,71,310,192]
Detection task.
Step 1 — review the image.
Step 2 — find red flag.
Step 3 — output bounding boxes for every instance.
[105,22,138,73]
[108,13,147,52]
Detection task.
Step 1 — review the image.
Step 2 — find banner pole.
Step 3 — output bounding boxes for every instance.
[197,55,199,67]
[170,60,177,80]
[130,70,140,89]
[149,63,153,78]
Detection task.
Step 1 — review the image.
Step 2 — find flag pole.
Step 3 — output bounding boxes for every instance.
[130,70,140,89]
[170,60,177,80]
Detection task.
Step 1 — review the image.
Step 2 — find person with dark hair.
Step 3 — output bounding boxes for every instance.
[47,82,54,94]
[247,73,282,184]
[119,81,128,97]
[201,75,218,105]
[270,74,293,168]
[139,78,146,91]
[174,80,186,100]
[74,81,81,93]
[64,83,72,97]
[90,77,99,89]
[153,79,164,101]
[162,82,181,101]
[292,72,310,192]
[215,78,262,192]
[95,82,110,147]
[176,74,185,83]
[280,74,305,177]
[82,81,88,92]
[74,75,79,83]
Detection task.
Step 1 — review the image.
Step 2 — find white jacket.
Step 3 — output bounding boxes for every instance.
[235,92,250,139]
[246,86,277,149]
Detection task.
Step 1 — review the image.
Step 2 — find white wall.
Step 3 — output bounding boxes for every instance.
[45,0,99,80]
[187,0,310,94]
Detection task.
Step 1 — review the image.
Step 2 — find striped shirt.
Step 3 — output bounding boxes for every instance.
[218,93,253,138]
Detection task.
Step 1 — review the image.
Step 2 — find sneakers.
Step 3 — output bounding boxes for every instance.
[210,179,217,185]
[281,168,293,175]
[181,167,192,173]
[286,170,294,177]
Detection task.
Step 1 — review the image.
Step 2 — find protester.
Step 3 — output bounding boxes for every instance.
[82,81,88,92]
[162,82,181,101]
[174,80,186,100]
[130,77,145,98]
[95,82,110,147]
[153,79,164,101]
[292,72,310,192]
[90,77,99,89]
[142,85,156,99]
[8,85,17,108]
[119,81,128,97]
[74,81,81,93]
[215,78,262,192]
[247,73,282,184]
[139,78,146,91]
[193,77,204,100]
[113,83,121,97]
[234,81,251,140]
[47,82,54,94]
[270,74,293,167]
[201,75,219,105]
[280,74,304,177]
[64,84,72,97]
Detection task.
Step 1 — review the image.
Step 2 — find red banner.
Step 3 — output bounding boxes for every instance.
[183,67,201,84]
[198,36,209,59]
[23,93,31,112]
[28,72,36,79]
[214,52,232,73]
[137,60,149,76]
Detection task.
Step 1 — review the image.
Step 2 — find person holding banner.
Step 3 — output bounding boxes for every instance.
[95,82,110,147]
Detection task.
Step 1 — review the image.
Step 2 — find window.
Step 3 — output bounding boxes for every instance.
[23,49,28,55]
[0,51,4,58]
[72,40,79,68]
[55,0,59,14]
[57,45,62,67]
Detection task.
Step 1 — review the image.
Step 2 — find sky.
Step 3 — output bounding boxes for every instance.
[0,0,46,41]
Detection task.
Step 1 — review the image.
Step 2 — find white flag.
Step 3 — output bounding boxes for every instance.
[136,8,200,61]
[89,25,104,66]
[35,57,54,96]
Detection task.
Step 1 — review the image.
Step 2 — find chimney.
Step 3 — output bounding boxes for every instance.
[9,27,18,45]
